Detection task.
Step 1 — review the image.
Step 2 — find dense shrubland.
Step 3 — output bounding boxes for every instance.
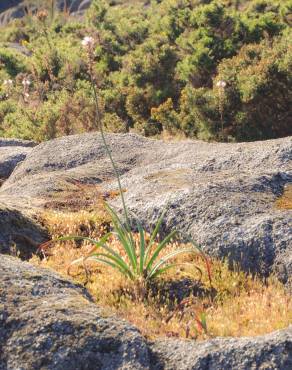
[0,0,291,142]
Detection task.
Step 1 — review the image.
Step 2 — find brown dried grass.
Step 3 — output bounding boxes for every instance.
[30,208,292,340]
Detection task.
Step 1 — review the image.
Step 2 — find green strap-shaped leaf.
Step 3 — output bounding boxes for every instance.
[145,209,167,263]
[90,252,134,279]
[149,263,177,279]
[151,262,203,280]
[146,229,177,271]
[58,233,111,247]
[105,203,130,241]
[148,247,198,279]
[105,203,137,270]
[88,256,127,275]
[136,219,146,275]
[187,238,212,285]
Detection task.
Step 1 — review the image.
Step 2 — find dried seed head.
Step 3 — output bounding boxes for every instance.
[36,10,48,22]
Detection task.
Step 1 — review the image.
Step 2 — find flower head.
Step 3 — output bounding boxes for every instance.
[3,79,13,86]
[216,80,227,88]
[81,36,95,48]
[22,78,31,87]
[36,9,48,22]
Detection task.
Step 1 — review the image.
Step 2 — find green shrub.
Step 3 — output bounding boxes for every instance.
[153,29,292,141]
[0,19,30,43]
[103,112,128,133]
[0,47,28,77]
[218,34,292,140]
[151,98,180,134]
[2,109,39,140]
[0,0,290,142]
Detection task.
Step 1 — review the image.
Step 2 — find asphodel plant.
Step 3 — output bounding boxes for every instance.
[56,36,212,297]
[61,204,207,284]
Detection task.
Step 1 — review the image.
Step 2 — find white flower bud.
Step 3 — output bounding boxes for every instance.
[3,79,13,86]
[81,36,95,48]
[216,80,227,88]
[22,78,31,86]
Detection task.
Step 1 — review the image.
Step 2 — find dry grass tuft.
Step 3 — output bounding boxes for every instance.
[42,209,111,238]
[31,208,292,340]
[276,184,292,210]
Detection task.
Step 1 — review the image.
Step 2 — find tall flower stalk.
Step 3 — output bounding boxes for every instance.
[56,36,212,299]
[82,36,131,230]
[216,80,226,136]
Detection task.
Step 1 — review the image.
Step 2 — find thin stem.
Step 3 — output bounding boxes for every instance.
[44,28,52,50]
[50,0,55,21]
[218,88,224,137]
[89,75,131,230]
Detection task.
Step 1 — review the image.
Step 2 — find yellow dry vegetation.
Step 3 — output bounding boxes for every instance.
[30,209,292,340]
[276,185,292,210]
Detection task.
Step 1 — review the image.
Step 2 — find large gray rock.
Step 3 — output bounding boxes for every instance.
[1,255,292,370]
[0,139,45,260]
[0,138,35,180]
[0,133,154,209]
[0,254,149,370]
[1,133,291,283]
[0,203,47,259]
[150,330,292,370]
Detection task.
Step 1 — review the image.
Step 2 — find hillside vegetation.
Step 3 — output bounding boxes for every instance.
[0,0,291,142]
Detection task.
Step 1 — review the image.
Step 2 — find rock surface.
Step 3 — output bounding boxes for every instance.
[1,255,292,370]
[0,138,44,259]
[150,330,292,370]
[0,133,291,284]
[0,0,92,26]
[0,203,47,259]
[0,254,149,370]
[0,138,35,180]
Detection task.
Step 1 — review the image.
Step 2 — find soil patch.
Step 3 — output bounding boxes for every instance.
[43,179,124,212]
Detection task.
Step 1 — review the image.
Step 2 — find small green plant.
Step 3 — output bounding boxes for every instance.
[61,204,207,298]
[55,35,210,299]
